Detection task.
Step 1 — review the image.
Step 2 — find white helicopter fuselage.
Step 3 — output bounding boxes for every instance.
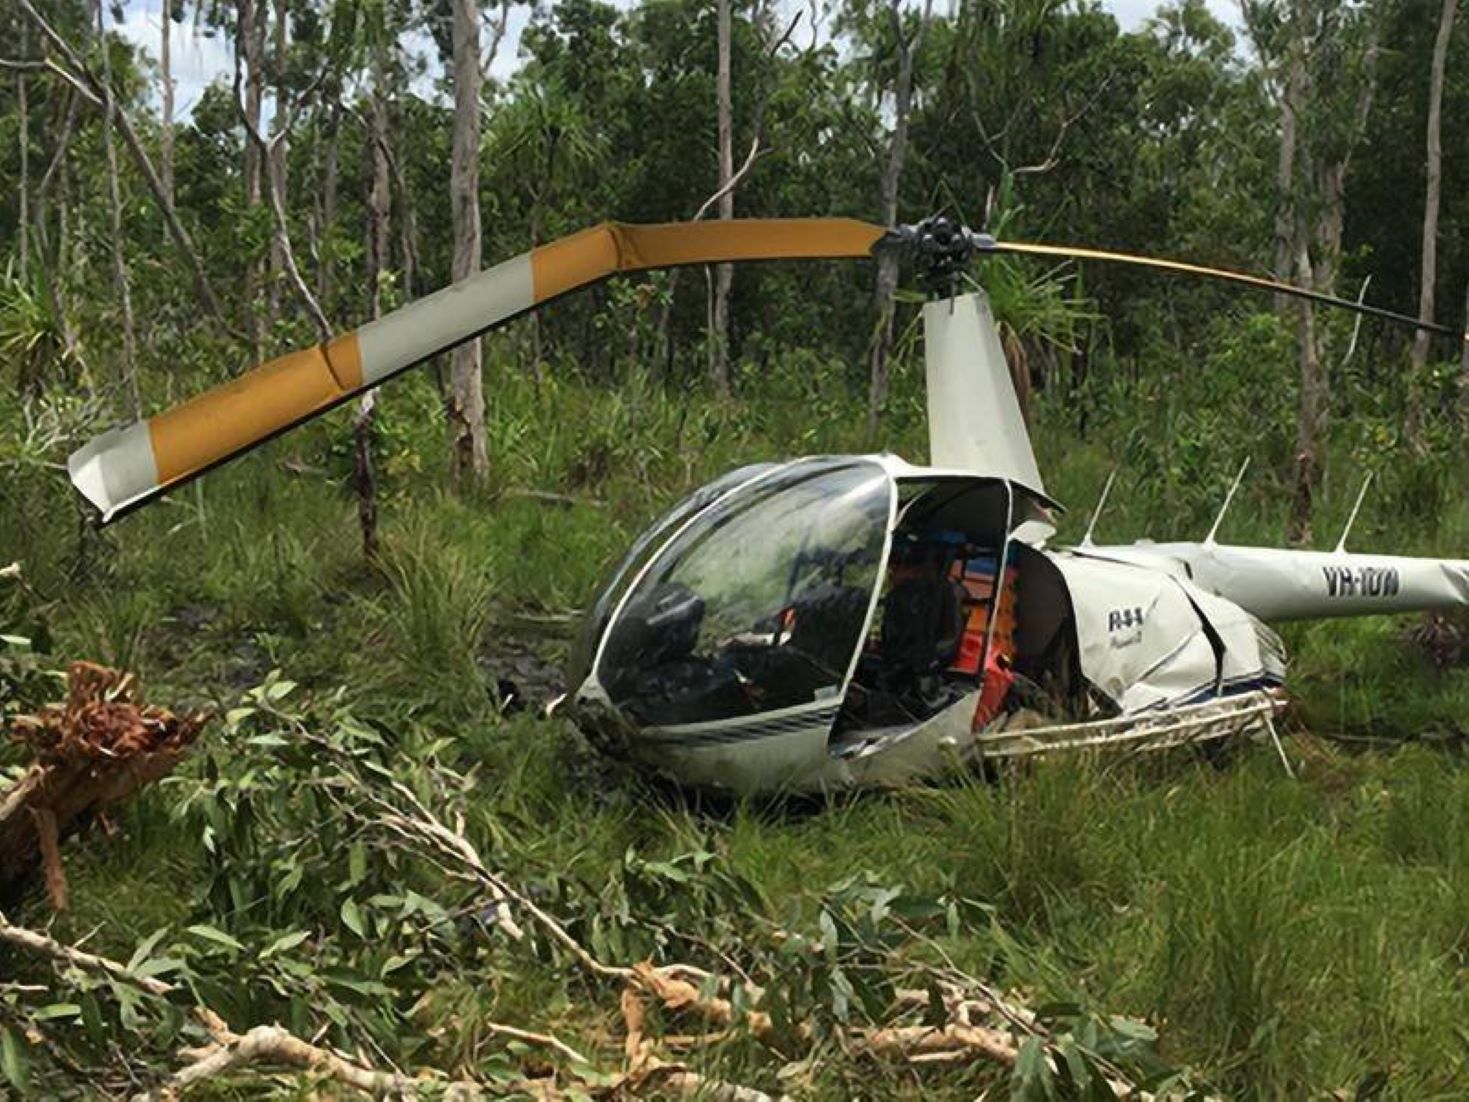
[563,287,1468,795]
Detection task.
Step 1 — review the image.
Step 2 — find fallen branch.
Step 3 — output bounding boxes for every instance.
[0,911,495,1098]
[312,731,1174,1098]
[857,1021,1017,1065]
[483,1020,589,1066]
[145,1023,483,1100]
[0,907,175,997]
[620,981,783,1102]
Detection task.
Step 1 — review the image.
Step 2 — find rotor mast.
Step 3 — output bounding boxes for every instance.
[881,216,1047,495]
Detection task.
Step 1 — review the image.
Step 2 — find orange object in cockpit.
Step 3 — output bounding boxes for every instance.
[951,561,1018,675]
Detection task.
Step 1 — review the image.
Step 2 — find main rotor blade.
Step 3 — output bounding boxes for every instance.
[985,240,1464,340]
[69,218,884,523]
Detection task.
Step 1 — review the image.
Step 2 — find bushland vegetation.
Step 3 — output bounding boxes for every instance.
[2,0,1468,1096]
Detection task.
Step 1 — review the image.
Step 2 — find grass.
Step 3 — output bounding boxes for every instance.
[3,356,1469,1097]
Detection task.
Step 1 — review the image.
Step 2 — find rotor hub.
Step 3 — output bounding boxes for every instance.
[876,215,997,297]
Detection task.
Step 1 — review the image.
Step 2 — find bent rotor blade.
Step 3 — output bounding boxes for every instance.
[984,240,1463,340]
[69,218,883,523]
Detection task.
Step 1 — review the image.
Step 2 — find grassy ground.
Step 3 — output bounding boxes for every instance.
[3,358,1469,1097]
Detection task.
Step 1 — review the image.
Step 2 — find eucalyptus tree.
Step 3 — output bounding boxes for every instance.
[1243,0,1384,543]
[236,0,267,359]
[159,0,174,203]
[1411,0,1459,371]
[836,0,934,439]
[711,0,734,395]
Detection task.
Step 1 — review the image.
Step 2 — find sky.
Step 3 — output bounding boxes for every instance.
[106,0,1242,122]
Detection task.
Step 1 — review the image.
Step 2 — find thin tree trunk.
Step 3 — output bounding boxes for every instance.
[307,108,322,300]
[32,90,80,363]
[1284,9,1316,545]
[355,49,392,566]
[267,0,288,327]
[866,0,929,442]
[239,0,265,360]
[160,0,173,203]
[1286,3,1379,543]
[392,137,421,299]
[1411,0,1458,370]
[448,0,489,484]
[1289,246,1325,545]
[709,0,734,396]
[95,0,139,417]
[1272,44,1298,312]
[21,0,223,324]
[316,101,341,308]
[1460,280,1469,421]
[30,90,80,367]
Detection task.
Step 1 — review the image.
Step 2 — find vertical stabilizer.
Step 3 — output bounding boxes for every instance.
[923,291,1045,494]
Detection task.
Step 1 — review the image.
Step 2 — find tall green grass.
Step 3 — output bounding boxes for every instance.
[4,343,1469,1096]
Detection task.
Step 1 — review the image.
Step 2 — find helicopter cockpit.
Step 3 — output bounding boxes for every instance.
[593,459,891,727]
[566,455,1081,791]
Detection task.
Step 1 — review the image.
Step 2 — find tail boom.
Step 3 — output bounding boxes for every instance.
[1080,542,1469,622]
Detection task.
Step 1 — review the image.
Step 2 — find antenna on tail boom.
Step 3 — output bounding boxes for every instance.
[1080,469,1117,548]
[1333,472,1374,555]
[1204,458,1251,546]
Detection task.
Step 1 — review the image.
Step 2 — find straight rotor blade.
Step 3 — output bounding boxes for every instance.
[69,218,883,523]
[986,240,1464,340]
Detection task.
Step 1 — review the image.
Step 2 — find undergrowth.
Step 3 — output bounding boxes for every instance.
[2,334,1468,1097]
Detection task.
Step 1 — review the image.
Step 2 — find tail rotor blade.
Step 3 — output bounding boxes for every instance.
[69,218,883,523]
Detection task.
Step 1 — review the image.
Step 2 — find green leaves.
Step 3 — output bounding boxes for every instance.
[29,1003,81,1023]
[261,929,312,958]
[186,924,246,953]
[340,898,367,939]
[0,1028,27,1093]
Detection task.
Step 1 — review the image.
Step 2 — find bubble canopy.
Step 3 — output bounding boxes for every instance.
[592,459,893,728]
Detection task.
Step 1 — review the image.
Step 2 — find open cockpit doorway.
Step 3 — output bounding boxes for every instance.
[829,477,1085,761]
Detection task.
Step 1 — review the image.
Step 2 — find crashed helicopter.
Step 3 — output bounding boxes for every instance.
[67,215,1469,795]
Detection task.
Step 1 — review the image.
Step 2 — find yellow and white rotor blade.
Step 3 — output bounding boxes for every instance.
[69,218,883,522]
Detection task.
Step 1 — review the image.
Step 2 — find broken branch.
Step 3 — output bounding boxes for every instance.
[0,908,175,997]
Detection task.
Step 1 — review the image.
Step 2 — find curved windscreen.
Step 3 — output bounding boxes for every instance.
[597,459,891,727]
[567,463,778,688]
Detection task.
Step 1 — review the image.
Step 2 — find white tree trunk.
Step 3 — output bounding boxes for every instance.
[267,0,289,326]
[160,0,173,203]
[1411,0,1458,370]
[866,0,929,441]
[710,0,734,395]
[448,0,489,483]
[95,0,139,417]
[238,0,265,360]
[315,101,341,308]
[1272,44,1297,312]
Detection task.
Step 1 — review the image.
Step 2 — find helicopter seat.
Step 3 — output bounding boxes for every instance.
[787,581,873,676]
[879,572,966,677]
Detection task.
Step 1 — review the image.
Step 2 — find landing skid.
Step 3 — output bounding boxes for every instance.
[976,689,1290,769]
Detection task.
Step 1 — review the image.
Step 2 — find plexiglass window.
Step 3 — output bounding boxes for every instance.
[567,463,778,688]
[598,460,891,726]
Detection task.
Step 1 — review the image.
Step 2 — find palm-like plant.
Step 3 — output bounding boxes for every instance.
[0,261,81,395]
